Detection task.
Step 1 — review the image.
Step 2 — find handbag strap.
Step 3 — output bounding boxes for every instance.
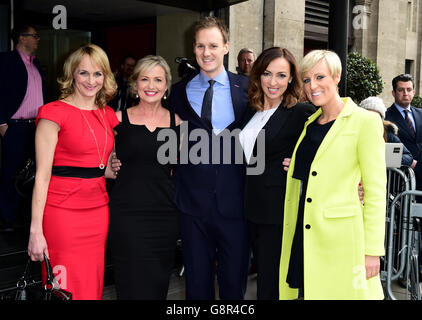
[19,254,55,288]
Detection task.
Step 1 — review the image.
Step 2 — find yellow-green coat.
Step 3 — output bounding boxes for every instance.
[279,98,386,300]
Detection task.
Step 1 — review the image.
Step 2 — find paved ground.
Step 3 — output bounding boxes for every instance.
[102,270,419,300]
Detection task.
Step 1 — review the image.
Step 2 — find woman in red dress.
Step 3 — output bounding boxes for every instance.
[27,44,119,300]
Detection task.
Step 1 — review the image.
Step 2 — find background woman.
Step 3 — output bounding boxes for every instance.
[27,44,118,300]
[109,55,181,300]
[359,96,413,167]
[279,50,386,300]
[239,47,315,300]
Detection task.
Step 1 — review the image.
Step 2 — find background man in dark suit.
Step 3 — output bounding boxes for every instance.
[108,55,136,111]
[169,16,250,300]
[385,74,420,188]
[236,48,255,76]
[0,24,47,231]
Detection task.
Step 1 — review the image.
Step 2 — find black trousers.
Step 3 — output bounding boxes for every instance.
[0,121,35,227]
[248,221,283,300]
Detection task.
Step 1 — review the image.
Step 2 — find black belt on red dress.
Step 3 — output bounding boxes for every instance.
[52,166,105,179]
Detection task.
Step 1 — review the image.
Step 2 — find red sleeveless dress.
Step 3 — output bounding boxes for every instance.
[36,101,119,300]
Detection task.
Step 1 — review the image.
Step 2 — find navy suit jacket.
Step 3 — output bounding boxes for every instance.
[0,50,47,124]
[169,71,249,219]
[385,104,422,183]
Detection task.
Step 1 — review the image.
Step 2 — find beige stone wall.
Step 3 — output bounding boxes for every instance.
[229,0,305,70]
[376,0,407,105]
[156,12,200,83]
[417,0,422,94]
[228,0,264,73]
[271,0,306,62]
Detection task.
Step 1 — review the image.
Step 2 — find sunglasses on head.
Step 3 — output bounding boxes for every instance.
[21,33,40,40]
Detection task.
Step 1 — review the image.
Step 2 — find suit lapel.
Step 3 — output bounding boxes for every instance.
[181,74,208,129]
[390,105,416,141]
[227,72,245,126]
[411,106,422,141]
[263,104,291,142]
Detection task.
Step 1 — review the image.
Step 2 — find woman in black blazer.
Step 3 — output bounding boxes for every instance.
[239,47,315,300]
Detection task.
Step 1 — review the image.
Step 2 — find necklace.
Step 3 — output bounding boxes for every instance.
[79,108,108,169]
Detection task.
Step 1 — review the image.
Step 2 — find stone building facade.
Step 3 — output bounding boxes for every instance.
[226,0,422,104]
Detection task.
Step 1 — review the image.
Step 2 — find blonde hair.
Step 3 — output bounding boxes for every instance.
[300,50,342,80]
[58,44,117,108]
[129,55,172,98]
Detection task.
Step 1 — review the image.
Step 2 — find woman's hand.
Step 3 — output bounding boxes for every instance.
[111,152,122,175]
[283,158,291,172]
[28,230,49,261]
[365,255,380,279]
[105,152,122,179]
[358,182,364,205]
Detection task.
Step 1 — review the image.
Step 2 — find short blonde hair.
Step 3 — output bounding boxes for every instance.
[129,55,172,98]
[58,44,117,108]
[300,50,342,79]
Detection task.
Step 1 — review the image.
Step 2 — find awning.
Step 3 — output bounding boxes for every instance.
[139,0,249,12]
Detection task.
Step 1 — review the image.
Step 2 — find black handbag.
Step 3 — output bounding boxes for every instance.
[14,158,35,199]
[0,255,72,300]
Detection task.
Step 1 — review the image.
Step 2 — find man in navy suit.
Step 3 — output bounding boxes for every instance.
[385,74,421,189]
[0,24,47,231]
[169,16,250,300]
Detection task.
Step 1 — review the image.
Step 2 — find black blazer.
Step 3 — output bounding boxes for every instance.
[0,50,47,124]
[385,104,422,185]
[169,70,249,219]
[241,102,316,224]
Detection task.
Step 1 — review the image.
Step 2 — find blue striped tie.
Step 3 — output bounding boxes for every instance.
[403,109,416,136]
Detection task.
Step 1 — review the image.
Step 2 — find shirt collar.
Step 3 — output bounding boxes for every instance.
[17,49,34,64]
[198,68,229,87]
[395,103,412,114]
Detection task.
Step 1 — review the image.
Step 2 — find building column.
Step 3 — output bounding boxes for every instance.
[228,0,264,73]
[329,0,349,96]
[376,0,407,104]
[265,0,306,61]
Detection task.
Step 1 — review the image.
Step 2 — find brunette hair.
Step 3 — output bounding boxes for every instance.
[248,47,302,110]
[58,44,117,108]
[392,74,414,92]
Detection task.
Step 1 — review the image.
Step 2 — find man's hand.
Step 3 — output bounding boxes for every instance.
[283,158,291,172]
[411,159,417,169]
[0,125,8,137]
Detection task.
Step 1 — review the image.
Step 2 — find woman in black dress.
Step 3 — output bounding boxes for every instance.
[109,55,181,300]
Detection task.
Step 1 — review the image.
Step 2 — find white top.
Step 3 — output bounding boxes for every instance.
[239,107,278,164]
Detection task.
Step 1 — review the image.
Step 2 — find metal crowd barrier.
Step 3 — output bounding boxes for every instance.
[382,167,421,300]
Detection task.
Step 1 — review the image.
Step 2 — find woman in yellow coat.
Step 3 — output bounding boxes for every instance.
[279,50,386,300]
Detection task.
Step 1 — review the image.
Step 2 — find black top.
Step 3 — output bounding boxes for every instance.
[287,117,335,289]
[292,119,335,181]
[109,107,180,213]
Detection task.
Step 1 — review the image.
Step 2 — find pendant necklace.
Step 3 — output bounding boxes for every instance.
[79,108,108,169]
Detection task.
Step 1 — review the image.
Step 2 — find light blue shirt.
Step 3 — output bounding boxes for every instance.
[186,69,234,134]
[395,103,416,130]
